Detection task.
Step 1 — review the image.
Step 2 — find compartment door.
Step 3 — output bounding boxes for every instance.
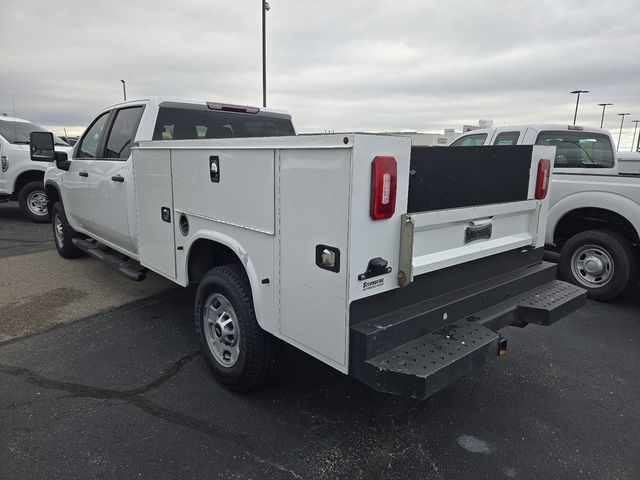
[132,149,176,279]
[279,148,351,370]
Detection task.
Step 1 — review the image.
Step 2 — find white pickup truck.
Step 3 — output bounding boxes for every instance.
[0,116,71,221]
[451,125,640,301]
[30,98,585,399]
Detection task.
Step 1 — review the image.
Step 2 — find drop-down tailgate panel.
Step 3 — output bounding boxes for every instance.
[399,200,541,287]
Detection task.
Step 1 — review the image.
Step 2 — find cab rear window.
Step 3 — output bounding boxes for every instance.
[153,107,295,141]
[535,131,614,168]
[493,131,520,145]
[450,133,487,147]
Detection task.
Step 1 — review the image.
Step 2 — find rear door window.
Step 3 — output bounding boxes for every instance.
[104,106,144,159]
[493,131,520,145]
[535,131,614,168]
[450,133,488,147]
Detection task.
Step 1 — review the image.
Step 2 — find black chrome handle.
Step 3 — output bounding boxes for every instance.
[111,175,124,183]
[79,171,88,177]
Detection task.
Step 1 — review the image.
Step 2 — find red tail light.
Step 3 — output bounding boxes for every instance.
[370,156,397,220]
[535,159,551,200]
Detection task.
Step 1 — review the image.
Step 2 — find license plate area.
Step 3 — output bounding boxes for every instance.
[465,221,492,243]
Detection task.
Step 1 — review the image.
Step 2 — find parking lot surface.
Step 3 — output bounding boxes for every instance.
[0,203,174,343]
[0,201,52,258]
[1,211,639,479]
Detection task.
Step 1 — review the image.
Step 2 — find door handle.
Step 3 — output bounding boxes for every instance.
[111,175,124,183]
[79,171,88,177]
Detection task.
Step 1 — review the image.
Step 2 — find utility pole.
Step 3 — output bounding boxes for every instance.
[570,90,589,125]
[597,103,612,128]
[631,120,639,152]
[617,113,630,151]
[262,1,270,108]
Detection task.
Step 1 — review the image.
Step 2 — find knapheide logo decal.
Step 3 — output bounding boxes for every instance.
[363,278,384,291]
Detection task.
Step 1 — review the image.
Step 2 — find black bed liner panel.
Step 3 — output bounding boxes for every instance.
[408,145,533,213]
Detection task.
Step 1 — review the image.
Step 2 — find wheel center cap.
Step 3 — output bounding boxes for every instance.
[214,324,222,337]
[584,257,604,275]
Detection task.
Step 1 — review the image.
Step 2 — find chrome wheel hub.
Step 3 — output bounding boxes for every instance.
[571,245,614,288]
[203,293,240,368]
[27,191,48,216]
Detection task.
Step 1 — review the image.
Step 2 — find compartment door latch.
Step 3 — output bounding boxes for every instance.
[358,257,392,281]
[210,156,220,183]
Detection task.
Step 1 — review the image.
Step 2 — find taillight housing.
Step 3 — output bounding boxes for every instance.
[535,159,551,200]
[370,156,397,220]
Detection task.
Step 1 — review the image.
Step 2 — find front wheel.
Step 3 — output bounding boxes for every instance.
[18,181,49,223]
[195,265,279,391]
[559,230,638,302]
[51,201,82,259]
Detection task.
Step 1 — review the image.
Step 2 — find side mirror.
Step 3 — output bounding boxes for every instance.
[54,151,71,171]
[30,132,55,162]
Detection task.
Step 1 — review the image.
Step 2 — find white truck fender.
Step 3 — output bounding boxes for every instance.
[182,230,267,330]
[546,191,640,245]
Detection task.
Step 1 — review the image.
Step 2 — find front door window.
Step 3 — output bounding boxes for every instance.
[77,112,110,159]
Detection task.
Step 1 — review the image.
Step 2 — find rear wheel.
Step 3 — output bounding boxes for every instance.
[18,181,49,223]
[194,264,279,391]
[51,201,82,259]
[559,230,638,302]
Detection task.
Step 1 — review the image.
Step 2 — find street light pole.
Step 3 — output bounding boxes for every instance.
[597,103,613,128]
[570,90,589,125]
[120,79,127,101]
[262,1,270,108]
[631,120,639,152]
[617,113,630,151]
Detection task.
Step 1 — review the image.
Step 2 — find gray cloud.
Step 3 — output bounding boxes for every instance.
[2,0,639,148]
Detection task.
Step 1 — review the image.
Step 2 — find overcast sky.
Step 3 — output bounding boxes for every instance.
[3,0,639,148]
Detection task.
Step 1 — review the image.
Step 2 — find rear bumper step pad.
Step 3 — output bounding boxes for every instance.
[367,319,500,399]
[350,279,586,399]
[473,280,586,331]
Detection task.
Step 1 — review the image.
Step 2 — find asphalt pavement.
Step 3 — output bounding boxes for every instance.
[1,209,639,479]
[0,201,53,258]
[0,204,174,343]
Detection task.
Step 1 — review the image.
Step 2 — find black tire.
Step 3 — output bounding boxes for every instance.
[18,181,49,223]
[51,201,82,259]
[195,264,279,391]
[559,230,638,302]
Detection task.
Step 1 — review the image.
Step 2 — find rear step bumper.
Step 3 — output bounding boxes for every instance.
[71,238,147,281]
[349,275,586,400]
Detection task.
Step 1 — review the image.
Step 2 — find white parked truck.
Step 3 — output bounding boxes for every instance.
[617,151,640,175]
[0,116,71,221]
[31,98,586,398]
[451,125,640,301]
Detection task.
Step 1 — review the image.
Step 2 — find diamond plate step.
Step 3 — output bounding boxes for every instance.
[348,276,585,400]
[516,280,586,325]
[365,318,500,398]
